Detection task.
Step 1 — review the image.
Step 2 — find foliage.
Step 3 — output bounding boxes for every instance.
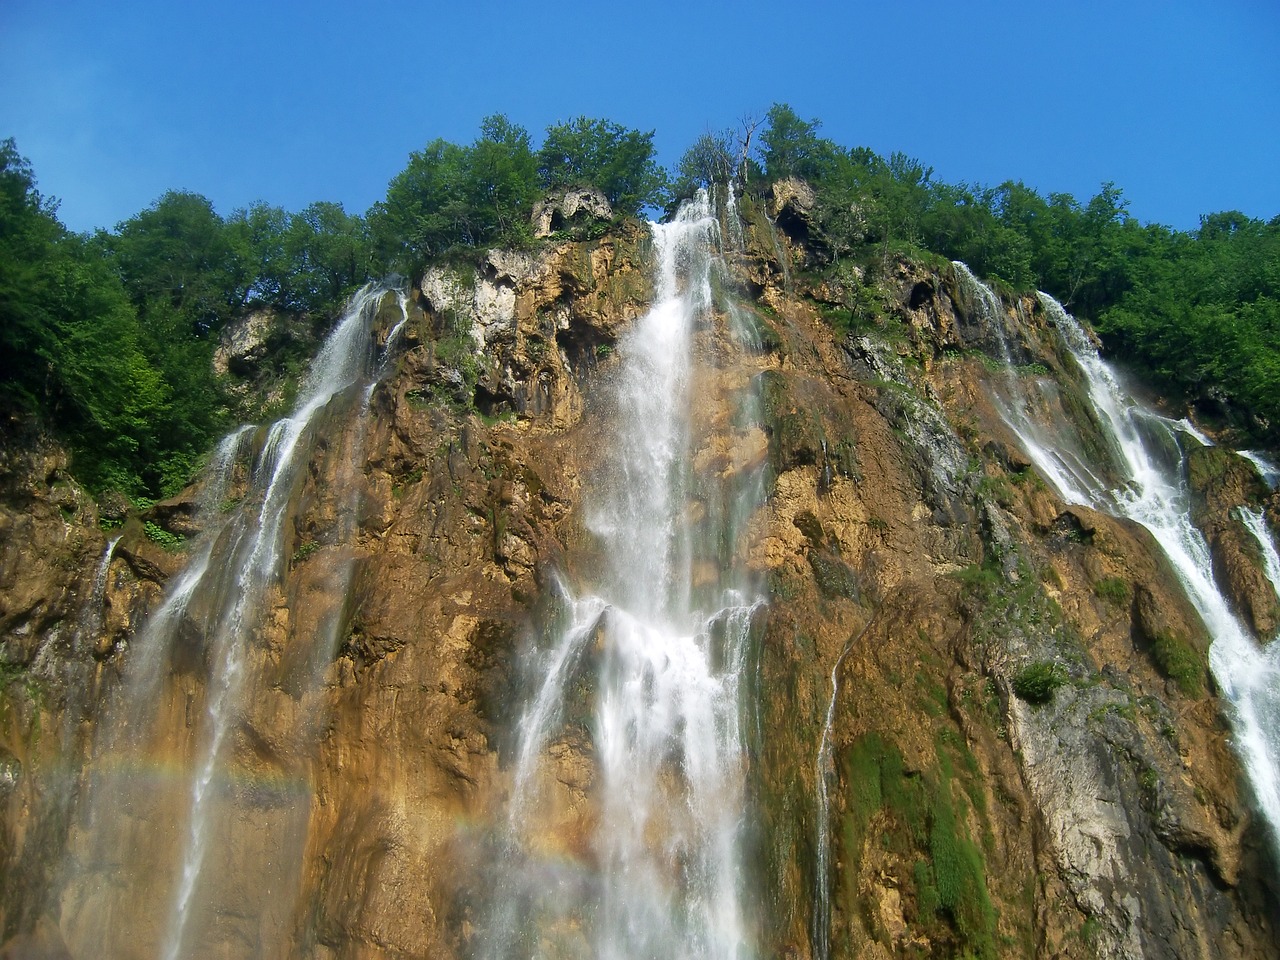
[143,520,185,550]
[746,104,1280,443]
[758,103,838,183]
[1011,661,1066,705]
[538,117,667,216]
[370,114,540,271]
[671,130,738,200]
[1093,576,1130,605]
[0,139,378,499]
[840,734,998,959]
[1148,630,1205,697]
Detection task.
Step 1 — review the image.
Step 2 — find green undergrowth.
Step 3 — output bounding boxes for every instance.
[1092,575,1130,605]
[143,520,186,551]
[1011,661,1067,705]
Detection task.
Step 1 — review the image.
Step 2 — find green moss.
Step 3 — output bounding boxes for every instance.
[807,549,860,601]
[837,734,998,959]
[951,561,1002,597]
[1149,630,1206,697]
[1093,576,1130,605]
[929,787,998,958]
[975,474,1015,509]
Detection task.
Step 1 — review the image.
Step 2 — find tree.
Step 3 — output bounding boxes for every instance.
[466,114,540,243]
[108,190,241,334]
[282,201,371,311]
[369,138,470,267]
[0,140,206,494]
[538,117,667,215]
[673,130,736,195]
[0,138,63,413]
[225,202,291,306]
[758,103,837,182]
[371,115,541,268]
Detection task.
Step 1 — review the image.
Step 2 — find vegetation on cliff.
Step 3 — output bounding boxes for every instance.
[740,104,1280,444]
[2,104,1276,498]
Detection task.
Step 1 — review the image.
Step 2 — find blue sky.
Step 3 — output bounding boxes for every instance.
[2,0,1277,234]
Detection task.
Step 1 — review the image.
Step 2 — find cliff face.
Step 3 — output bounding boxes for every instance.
[0,194,1277,959]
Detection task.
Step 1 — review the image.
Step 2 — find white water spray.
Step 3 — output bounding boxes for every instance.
[160,281,406,960]
[487,191,763,959]
[972,271,1280,853]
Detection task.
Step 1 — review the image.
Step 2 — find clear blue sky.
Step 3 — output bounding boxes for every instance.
[3,0,1277,234]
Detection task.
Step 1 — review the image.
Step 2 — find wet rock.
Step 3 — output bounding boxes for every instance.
[1187,445,1279,638]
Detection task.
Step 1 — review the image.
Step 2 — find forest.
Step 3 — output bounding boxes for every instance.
[2,105,1277,499]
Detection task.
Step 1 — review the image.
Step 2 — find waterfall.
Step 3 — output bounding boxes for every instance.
[812,617,874,960]
[1239,507,1280,602]
[61,281,408,960]
[482,190,764,959]
[969,269,1280,854]
[1242,450,1280,491]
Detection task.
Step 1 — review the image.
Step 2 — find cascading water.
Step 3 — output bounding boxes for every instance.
[964,266,1280,854]
[812,617,875,960]
[1240,507,1280,596]
[482,191,764,959]
[1242,450,1280,491]
[60,281,407,960]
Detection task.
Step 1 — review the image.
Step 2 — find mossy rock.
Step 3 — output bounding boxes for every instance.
[756,370,826,470]
[807,548,860,601]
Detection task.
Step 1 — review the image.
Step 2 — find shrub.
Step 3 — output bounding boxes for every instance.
[1011,661,1065,705]
[143,520,185,551]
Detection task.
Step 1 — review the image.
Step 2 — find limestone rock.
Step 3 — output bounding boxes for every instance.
[0,213,1276,960]
[212,309,276,377]
[532,187,612,238]
[1187,445,1278,638]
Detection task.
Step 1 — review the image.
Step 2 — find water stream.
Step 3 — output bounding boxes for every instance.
[483,191,764,959]
[961,265,1280,854]
[62,281,407,960]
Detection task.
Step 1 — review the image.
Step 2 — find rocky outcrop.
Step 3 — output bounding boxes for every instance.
[0,198,1276,959]
[1187,444,1280,638]
[531,187,612,238]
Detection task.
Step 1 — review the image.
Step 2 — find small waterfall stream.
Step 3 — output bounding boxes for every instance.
[483,191,764,959]
[1240,507,1280,595]
[959,265,1280,855]
[62,281,407,960]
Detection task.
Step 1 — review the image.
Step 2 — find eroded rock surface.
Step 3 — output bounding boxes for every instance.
[0,197,1276,959]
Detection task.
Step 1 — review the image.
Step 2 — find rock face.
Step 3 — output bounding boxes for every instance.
[0,191,1277,959]
[531,187,613,238]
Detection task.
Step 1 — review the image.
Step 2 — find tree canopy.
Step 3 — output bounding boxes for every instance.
[4,106,1278,499]
[537,117,667,215]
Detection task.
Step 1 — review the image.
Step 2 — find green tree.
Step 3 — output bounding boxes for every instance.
[369,138,470,267]
[671,130,737,200]
[0,140,200,493]
[538,116,667,215]
[465,114,540,244]
[0,137,63,413]
[282,201,372,311]
[225,201,291,306]
[371,114,540,269]
[758,103,837,182]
